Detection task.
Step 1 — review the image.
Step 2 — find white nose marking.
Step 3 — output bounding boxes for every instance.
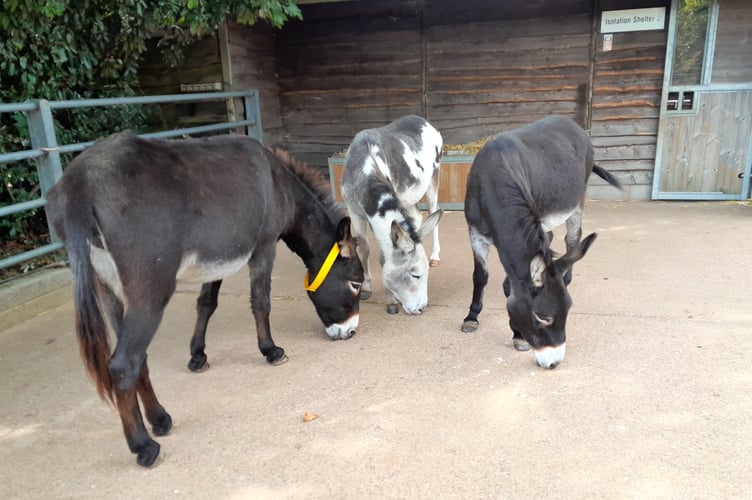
[534,344,566,369]
[325,314,360,340]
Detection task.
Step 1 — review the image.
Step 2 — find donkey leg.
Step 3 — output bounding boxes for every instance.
[136,356,172,436]
[188,280,222,372]
[462,227,491,332]
[349,213,372,300]
[109,305,166,393]
[563,206,583,286]
[501,277,532,351]
[425,168,441,267]
[249,244,287,365]
[98,284,164,465]
[115,382,161,467]
[378,251,401,314]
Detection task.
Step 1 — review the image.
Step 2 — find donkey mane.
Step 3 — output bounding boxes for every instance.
[499,190,553,268]
[271,147,345,220]
[366,175,422,243]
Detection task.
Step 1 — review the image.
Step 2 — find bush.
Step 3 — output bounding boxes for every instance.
[0,1,301,271]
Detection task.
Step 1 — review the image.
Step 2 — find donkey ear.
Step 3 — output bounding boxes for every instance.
[554,232,597,275]
[390,220,415,252]
[418,209,443,240]
[336,217,356,259]
[530,252,547,288]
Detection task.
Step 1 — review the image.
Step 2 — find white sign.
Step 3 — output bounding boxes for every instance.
[601,7,666,33]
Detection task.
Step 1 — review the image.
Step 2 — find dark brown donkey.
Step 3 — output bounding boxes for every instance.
[461,116,622,369]
[46,132,363,466]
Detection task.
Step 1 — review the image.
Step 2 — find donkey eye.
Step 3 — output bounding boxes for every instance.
[410,273,420,280]
[349,281,362,293]
[533,312,554,327]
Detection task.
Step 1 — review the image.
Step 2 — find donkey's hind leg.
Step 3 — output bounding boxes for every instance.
[462,226,491,332]
[425,167,441,267]
[108,305,168,466]
[115,377,161,467]
[563,206,583,286]
[137,356,172,437]
[188,280,222,372]
[95,283,161,464]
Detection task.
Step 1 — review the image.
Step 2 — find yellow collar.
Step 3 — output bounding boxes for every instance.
[304,243,340,292]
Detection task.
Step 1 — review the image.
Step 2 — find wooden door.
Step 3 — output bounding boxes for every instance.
[657,91,752,195]
[653,0,752,200]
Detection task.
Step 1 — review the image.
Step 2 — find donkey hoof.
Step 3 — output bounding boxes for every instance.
[272,354,289,366]
[513,338,531,351]
[265,346,287,365]
[152,412,173,437]
[187,354,209,372]
[360,290,371,301]
[386,304,400,315]
[461,320,479,333]
[429,259,440,267]
[136,439,161,468]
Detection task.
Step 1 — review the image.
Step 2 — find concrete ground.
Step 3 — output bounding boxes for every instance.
[0,201,750,499]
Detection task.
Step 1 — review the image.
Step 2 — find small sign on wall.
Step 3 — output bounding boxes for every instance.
[601,7,666,33]
[603,34,613,51]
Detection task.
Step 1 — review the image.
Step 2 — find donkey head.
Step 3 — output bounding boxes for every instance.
[507,233,597,369]
[307,217,364,340]
[383,210,443,315]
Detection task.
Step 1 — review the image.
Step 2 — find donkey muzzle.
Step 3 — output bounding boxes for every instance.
[533,343,566,369]
[325,314,360,340]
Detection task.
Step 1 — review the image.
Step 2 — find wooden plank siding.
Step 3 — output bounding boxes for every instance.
[590,29,666,199]
[425,14,593,144]
[221,0,670,200]
[223,20,285,145]
[275,6,423,163]
[138,37,227,131]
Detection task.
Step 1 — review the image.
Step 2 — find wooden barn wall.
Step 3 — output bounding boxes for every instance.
[424,12,593,144]
[225,0,670,199]
[223,20,283,145]
[274,1,423,163]
[590,0,669,199]
[138,37,227,132]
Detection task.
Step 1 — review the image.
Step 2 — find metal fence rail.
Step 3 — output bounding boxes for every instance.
[0,90,263,270]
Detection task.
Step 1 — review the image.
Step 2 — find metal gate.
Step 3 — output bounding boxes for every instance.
[0,90,263,270]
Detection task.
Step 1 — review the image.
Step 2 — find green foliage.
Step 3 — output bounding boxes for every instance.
[0,0,301,244]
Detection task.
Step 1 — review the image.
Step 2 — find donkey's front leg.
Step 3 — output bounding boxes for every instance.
[349,213,372,300]
[249,244,287,365]
[378,250,401,314]
[461,227,490,332]
[188,280,222,372]
[563,206,583,286]
[384,288,401,315]
[503,278,531,352]
[425,167,441,267]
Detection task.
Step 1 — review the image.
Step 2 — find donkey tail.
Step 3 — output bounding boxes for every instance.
[592,164,624,191]
[62,198,115,404]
